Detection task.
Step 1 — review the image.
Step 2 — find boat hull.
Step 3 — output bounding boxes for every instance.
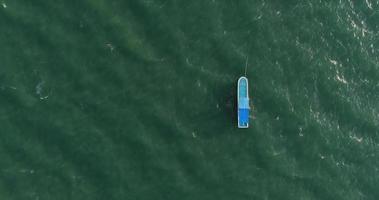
[237,77,250,128]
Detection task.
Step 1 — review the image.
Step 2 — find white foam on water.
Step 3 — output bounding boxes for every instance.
[336,70,348,84]
[365,0,372,9]
[105,43,115,52]
[350,135,363,143]
[185,57,192,66]
[329,59,338,65]
[336,74,347,84]
[19,169,34,174]
[1,85,17,90]
[196,80,201,87]
[298,127,304,137]
[191,131,197,138]
[36,81,44,95]
[36,81,49,100]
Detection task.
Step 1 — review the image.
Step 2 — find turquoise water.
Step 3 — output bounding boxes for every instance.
[1,1,379,199]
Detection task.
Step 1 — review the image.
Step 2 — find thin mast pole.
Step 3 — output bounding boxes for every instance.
[244,56,249,77]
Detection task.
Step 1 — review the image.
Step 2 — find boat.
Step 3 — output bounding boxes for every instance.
[237,76,250,128]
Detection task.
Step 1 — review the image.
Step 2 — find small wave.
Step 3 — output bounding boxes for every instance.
[35,81,50,100]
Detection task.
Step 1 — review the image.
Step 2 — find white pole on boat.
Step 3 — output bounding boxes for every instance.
[244,56,249,77]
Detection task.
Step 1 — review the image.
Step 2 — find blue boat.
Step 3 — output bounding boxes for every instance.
[237,76,250,128]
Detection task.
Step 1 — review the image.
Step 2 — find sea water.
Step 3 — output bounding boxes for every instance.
[0,1,378,199]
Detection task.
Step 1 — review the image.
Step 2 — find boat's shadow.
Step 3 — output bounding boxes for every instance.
[219,81,237,128]
[214,82,237,130]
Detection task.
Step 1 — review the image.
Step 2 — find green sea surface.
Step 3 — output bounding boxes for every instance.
[1,1,379,199]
